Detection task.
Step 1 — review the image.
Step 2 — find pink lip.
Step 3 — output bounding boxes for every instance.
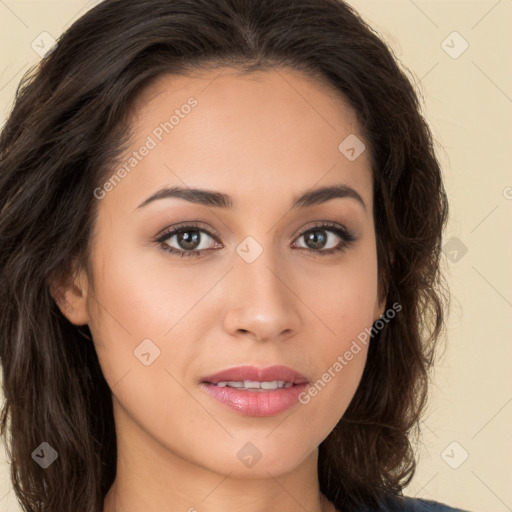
[201,365,309,385]
[199,365,310,417]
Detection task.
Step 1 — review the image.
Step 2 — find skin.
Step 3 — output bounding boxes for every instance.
[52,66,385,512]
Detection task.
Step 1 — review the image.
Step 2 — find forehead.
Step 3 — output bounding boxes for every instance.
[105,66,372,215]
[133,66,361,133]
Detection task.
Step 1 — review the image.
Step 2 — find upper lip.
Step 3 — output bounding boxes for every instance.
[201,365,309,385]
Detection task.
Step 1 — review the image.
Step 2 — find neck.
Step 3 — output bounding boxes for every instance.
[104,485,336,512]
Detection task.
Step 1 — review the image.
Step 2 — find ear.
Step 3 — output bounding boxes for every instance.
[47,263,90,326]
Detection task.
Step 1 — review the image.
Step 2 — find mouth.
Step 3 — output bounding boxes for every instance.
[200,364,309,387]
[199,365,310,416]
[204,379,297,391]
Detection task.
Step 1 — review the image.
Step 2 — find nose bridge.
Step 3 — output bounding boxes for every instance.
[224,234,300,340]
[236,234,289,304]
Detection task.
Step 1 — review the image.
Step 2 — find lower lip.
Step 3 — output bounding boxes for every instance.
[199,382,309,416]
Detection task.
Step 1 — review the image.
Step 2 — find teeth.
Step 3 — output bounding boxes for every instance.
[213,380,293,390]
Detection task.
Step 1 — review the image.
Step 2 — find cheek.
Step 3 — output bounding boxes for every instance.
[298,240,379,344]
[286,244,378,438]
[83,232,191,390]
[84,243,203,450]
[295,306,372,446]
[86,227,215,346]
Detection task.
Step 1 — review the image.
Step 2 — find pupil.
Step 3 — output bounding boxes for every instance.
[178,230,200,250]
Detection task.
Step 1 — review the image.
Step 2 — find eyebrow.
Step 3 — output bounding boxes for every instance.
[135,183,366,211]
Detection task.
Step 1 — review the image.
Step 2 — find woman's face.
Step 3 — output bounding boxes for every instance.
[62,67,385,478]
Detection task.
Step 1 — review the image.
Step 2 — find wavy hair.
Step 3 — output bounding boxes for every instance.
[0,0,449,511]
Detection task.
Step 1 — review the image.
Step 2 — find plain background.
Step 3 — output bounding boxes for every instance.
[0,1,511,511]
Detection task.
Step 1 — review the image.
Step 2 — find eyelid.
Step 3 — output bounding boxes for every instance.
[155,221,221,242]
[292,220,352,240]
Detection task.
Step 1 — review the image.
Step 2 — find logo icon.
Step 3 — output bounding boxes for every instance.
[31,442,58,469]
[443,237,468,263]
[441,441,469,469]
[236,236,263,264]
[134,338,161,366]
[31,32,57,58]
[338,134,366,161]
[237,442,263,468]
[441,32,469,59]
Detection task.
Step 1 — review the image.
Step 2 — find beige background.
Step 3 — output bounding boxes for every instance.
[0,1,511,511]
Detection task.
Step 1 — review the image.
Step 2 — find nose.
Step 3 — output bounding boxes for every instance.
[222,245,302,343]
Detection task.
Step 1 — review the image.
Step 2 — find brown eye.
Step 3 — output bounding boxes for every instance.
[292,223,356,255]
[170,229,203,251]
[301,229,330,250]
[156,224,220,257]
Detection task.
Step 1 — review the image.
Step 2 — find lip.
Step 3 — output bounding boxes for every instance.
[200,365,309,385]
[199,365,310,417]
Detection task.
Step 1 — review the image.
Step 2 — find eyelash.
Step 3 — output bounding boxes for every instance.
[155,221,357,258]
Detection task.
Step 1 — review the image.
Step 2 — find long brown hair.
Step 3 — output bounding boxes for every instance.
[0,1,449,511]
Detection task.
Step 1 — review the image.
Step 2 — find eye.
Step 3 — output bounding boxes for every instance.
[291,222,356,256]
[156,222,221,257]
[155,221,356,258]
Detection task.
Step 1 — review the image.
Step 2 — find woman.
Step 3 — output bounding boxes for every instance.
[0,0,470,511]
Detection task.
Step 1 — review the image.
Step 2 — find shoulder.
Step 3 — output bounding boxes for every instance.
[353,495,473,512]
[394,495,473,512]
